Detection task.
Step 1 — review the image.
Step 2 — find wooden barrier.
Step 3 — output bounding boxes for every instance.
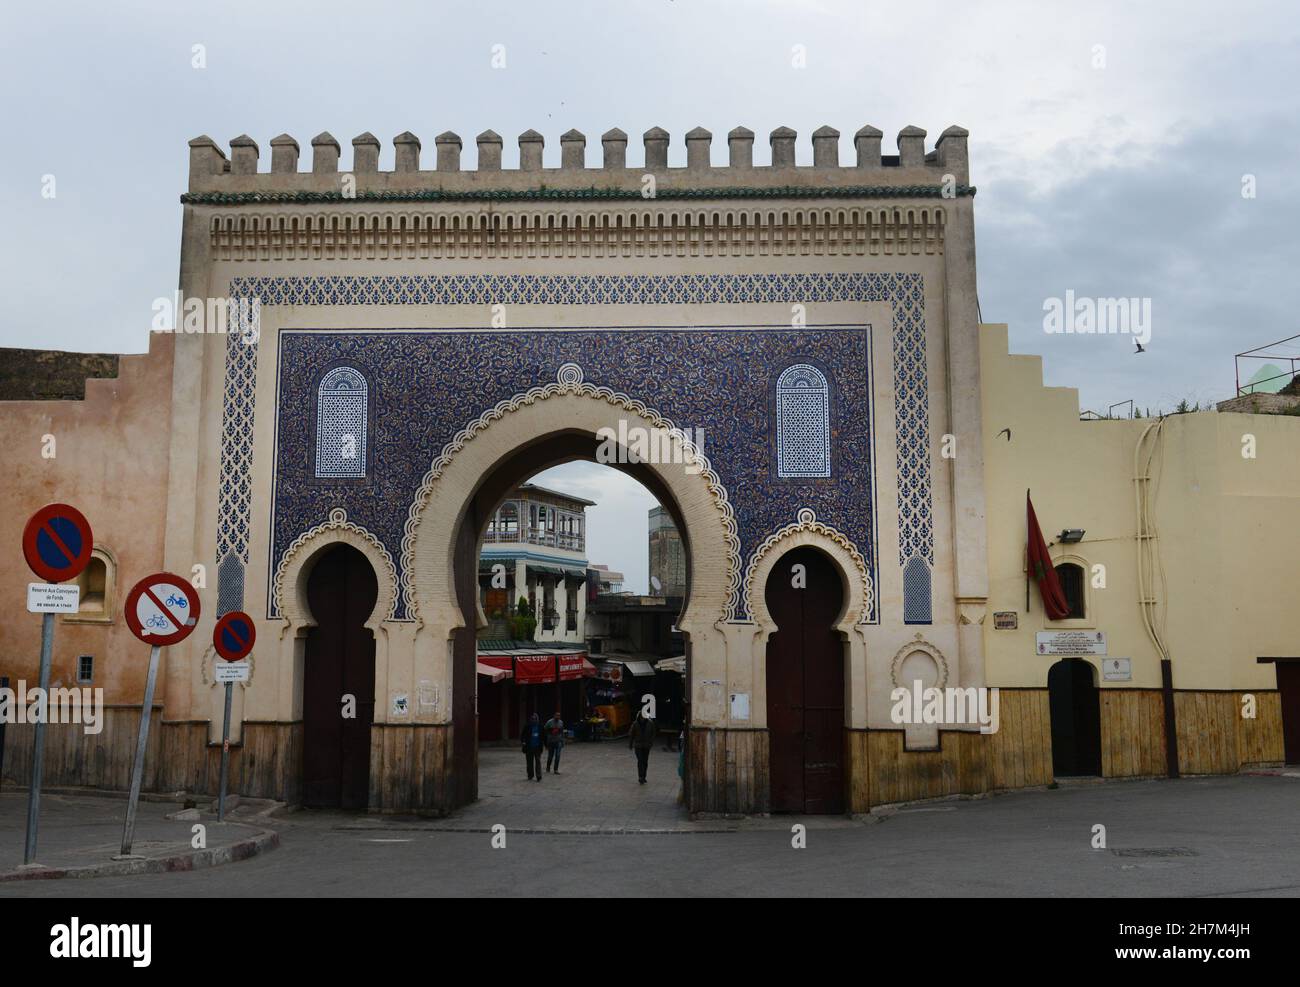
[1176,690,1284,774]
[688,727,769,815]
[1100,689,1167,778]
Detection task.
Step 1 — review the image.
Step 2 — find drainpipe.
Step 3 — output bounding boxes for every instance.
[1134,419,1179,777]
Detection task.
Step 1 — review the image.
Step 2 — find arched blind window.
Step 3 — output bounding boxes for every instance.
[776,364,831,478]
[315,366,368,478]
[1054,563,1086,620]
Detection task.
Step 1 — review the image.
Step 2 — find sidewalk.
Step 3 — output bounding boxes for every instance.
[0,788,278,881]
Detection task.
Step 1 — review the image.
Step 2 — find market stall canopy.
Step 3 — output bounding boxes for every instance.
[603,656,658,677]
[526,561,588,578]
[476,661,512,683]
[476,640,596,682]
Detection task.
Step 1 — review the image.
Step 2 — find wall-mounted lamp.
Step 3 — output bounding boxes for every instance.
[1059,529,1086,543]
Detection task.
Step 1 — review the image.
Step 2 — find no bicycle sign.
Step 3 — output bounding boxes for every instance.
[123,572,201,647]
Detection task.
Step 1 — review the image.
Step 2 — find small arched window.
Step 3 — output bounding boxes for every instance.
[1054,563,1086,620]
[315,366,368,478]
[775,364,831,478]
[66,548,115,623]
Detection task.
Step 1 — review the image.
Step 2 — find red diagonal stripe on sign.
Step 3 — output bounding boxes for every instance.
[225,621,248,650]
[40,521,77,569]
[142,586,182,631]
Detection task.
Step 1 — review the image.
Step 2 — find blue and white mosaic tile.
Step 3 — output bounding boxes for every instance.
[216,273,934,625]
[269,327,875,622]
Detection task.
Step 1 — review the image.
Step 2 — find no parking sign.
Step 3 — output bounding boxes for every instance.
[19,502,94,866]
[213,611,256,661]
[123,573,201,646]
[22,503,93,584]
[212,611,255,822]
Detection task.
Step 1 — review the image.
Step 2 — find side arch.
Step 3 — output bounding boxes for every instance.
[745,511,872,736]
[746,508,874,634]
[274,507,398,630]
[267,510,397,741]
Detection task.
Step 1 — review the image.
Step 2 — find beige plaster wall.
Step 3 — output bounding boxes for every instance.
[0,334,175,704]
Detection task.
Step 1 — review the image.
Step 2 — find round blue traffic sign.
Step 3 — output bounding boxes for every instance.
[213,611,256,662]
[22,503,93,583]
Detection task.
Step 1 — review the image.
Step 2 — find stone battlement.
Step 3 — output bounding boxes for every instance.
[184,124,972,201]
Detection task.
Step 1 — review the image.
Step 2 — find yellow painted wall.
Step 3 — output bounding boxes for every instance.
[980,323,1300,697]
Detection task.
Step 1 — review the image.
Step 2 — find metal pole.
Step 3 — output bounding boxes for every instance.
[217,680,233,822]
[23,613,55,866]
[119,645,161,857]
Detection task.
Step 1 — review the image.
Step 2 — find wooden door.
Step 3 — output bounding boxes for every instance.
[1048,659,1102,776]
[303,544,378,808]
[765,546,845,814]
[1278,661,1300,765]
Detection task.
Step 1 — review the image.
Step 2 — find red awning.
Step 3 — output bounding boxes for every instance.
[514,654,557,684]
[558,653,598,681]
[476,661,512,683]
[477,648,592,684]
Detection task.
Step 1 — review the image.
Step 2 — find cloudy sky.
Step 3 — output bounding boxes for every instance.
[2,1,1296,589]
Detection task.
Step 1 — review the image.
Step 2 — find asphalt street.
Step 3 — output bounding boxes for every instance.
[2,773,1297,897]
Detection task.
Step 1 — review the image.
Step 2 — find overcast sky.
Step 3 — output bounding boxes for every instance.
[2,1,1296,588]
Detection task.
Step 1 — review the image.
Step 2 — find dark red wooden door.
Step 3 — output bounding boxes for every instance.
[303,544,378,808]
[1278,661,1300,765]
[765,546,845,814]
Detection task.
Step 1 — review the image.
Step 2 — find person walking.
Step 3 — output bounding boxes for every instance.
[629,709,656,784]
[543,710,565,774]
[521,713,544,782]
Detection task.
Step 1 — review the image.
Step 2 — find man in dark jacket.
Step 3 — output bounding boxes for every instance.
[521,713,544,781]
[628,710,656,784]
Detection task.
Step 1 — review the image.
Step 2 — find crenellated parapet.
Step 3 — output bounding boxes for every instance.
[183,124,975,202]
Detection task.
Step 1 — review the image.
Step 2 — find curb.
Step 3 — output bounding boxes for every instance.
[0,826,279,882]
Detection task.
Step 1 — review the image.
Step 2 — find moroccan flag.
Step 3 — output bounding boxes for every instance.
[1027,491,1071,620]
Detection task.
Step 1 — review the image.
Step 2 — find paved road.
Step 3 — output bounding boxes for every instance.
[446,739,691,831]
[2,773,1297,897]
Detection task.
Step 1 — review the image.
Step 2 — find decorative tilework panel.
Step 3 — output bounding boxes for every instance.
[215,325,259,618]
[315,366,368,478]
[902,557,933,625]
[775,364,831,478]
[269,328,875,622]
[216,272,932,623]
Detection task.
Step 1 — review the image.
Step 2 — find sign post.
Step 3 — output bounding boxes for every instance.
[212,611,255,822]
[119,572,200,857]
[20,503,93,867]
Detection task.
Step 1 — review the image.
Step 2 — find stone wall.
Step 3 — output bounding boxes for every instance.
[1215,392,1300,415]
[0,349,119,401]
